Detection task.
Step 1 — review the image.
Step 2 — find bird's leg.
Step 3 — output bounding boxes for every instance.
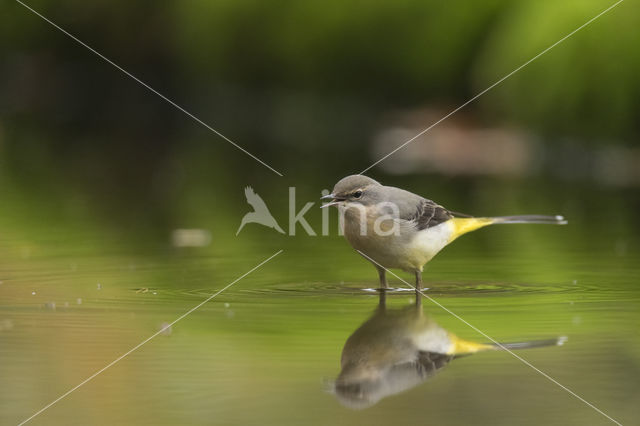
[377,267,389,289]
[415,270,422,291]
[378,288,387,309]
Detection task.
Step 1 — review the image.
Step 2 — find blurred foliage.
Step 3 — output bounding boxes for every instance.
[474,0,640,140]
[173,0,505,100]
[1,0,638,229]
[2,0,637,144]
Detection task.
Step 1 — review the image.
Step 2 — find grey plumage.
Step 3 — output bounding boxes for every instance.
[323,175,567,288]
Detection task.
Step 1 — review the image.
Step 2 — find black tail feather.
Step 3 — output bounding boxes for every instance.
[493,336,568,350]
[494,215,567,225]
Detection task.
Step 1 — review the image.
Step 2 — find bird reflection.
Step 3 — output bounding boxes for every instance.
[331,291,565,409]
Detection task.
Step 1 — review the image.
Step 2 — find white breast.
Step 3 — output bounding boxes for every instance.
[412,325,455,354]
[403,221,455,271]
[341,204,454,272]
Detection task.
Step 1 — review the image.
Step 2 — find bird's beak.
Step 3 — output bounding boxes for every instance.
[320,193,341,208]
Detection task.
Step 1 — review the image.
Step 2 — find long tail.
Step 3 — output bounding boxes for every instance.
[492,336,568,350]
[449,335,567,356]
[493,215,567,225]
[449,215,566,241]
[448,334,567,358]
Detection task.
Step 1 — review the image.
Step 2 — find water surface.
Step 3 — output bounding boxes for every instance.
[1,226,638,426]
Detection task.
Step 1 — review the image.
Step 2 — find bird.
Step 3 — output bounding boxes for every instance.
[321,175,566,289]
[236,186,285,235]
[331,292,566,409]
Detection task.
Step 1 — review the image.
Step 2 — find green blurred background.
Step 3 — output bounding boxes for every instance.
[1,1,639,425]
[2,0,639,225]
[1,0,639,264]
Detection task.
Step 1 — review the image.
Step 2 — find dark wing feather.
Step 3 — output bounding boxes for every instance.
[408,199,454,230]
[416,352,454,376]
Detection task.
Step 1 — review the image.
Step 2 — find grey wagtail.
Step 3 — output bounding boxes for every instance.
[332,291,565,409]
[321,175,566,289]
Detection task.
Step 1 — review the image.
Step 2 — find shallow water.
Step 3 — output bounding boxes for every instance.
[1,224,639,426]
[0,173,638,425]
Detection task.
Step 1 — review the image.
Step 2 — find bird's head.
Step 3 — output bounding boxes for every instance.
[321,175,383,208]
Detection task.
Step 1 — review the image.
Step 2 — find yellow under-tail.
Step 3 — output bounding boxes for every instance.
[448,332,568,356]
[449,215,568,242]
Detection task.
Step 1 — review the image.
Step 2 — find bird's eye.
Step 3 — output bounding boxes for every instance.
[353,190,363,199]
